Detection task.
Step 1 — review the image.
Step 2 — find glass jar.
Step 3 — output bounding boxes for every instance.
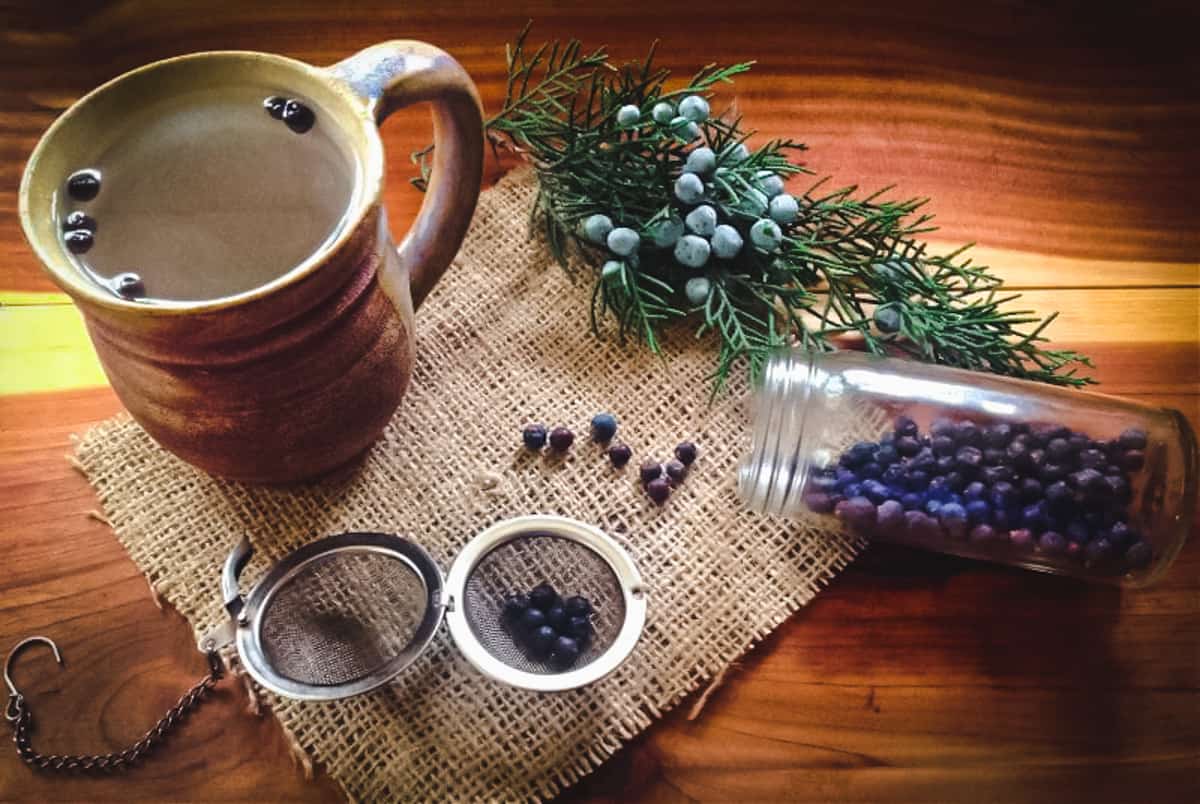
[738,350,1197,587]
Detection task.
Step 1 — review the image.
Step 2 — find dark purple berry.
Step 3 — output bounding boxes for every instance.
[965,499,991,525]
[526,625,557,658]
[931,435,955,456]
[590,413,618,443]
[664,459,687,485]
[1066,541,1083,559]
[842,482,863,499]
[953,420,982,446]
[608,442,633,468]
[1065,520,1090,544]
[877,445,900,466]
[900,492,924,511]
[640,460,663,484]
[1108,521,1136,548]
[992,507,1018,531]
[519,607,548,632]
[981,465,1014,485]
[939,502,968,538]
[982,423,1014,448]
[674,441,698,466]
[859,461,883,479]
[881,463,906,485]
[528,583,560,610]
[1021,500,1051,533]
[969,524,999,543]
[1038,530,1067,555]
[564,596,592,618]
[66,169,101,201]
[263,95,287,119]
[1046,438,1073,462]
[566,615,593,642]
[550,635,582,668]
[905,470,931,491]
[548,426,574,452]
[1104,474,1131,501]
[63,228,93,254]
[935,455,956,474]
[1124,540,1153,570]
[875,499,905,535]
[1118,428,1148,451]
[1084,537,1115,567]
[1104,464,1125,477]
[1038,463,1069,484]
[522,423,548,450]
[1009,528,1034,548]
[112,272,145,298]
[894,415,919,437]
[909,448,937,472]
[1018,477,1043,502]
[924,498,943,516]
[955,446,984,472]
[282,98,316,133]
[502,592,530,623]
[1078,449,1107,469]
[1044,480,1072,504]
[905,510,941,539]
[545,604,568,630]
[646,477,671,505]
[1005,439,1029,465]
[1121,450,1145,471]
[1069,468,1106,495]
[835,467,858,487]
[944,471,967,492]
[963,481,986,500]
[62,211,96,232]
[805,492,836,513]
[983,447,1007,465]
[836,496,877,531]
[808,473,839,493]
[926,476,952,501]
[860,479,891,505]
[990,481,1018,509]
[894,436,921,457]
[929,417,954,438]
[842,442,878,467]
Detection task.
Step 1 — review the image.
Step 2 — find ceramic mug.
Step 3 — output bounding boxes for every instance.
[19,43,483,483]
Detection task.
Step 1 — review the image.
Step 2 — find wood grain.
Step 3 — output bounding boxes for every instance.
[1,1,1198,801]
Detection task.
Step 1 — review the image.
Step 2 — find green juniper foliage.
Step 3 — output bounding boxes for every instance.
[421,25,1094,392]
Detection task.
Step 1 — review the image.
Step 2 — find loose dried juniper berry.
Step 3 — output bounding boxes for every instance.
[664,459,687,485]
[640,460,663,484]
[549,636,582,669]
[548,426,575,452]
[646,477,671,505]
[502,592,530,624]
[519,607,548,632]
[894,415,919,437]
[1121,450,1145,471]
[608,443,632,468]
[836,496,877,531]
[590,413,618,443]
[529,582,559,611]
[894,436,921,457]
[1118,428,1148,451]
[982,423,1013,448]
[522,424,547,450]
[875,500,905,535]
[674,441,698,466]
[1038,531,1067,555]
[526,625,557,659]
[564,595,592,618]
[1124,540,1153,570]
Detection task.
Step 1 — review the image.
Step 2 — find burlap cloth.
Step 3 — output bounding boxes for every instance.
[76,167,867,802]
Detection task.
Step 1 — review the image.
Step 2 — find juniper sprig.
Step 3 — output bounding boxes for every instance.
[423,25,1094,392]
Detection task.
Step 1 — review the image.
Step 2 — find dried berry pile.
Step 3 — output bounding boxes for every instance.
[804,416,1155,574]
[502,583,595,670]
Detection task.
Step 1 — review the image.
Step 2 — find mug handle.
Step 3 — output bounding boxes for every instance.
[327,42,484,309]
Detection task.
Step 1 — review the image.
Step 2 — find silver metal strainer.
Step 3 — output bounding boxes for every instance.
[211,515,646,699]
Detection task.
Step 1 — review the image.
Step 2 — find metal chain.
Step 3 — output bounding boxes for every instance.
[5,651,223,773]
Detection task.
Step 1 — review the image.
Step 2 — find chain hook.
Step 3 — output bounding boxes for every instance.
[5,636,63,701]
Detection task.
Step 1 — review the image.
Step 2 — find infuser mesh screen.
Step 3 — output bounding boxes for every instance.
[463,533,626,674]
[258,549,428,686]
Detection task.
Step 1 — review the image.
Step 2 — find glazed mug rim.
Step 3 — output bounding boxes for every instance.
[17,49,384,317]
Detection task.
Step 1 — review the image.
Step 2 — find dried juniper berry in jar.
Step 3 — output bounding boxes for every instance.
[739,351,1196,587]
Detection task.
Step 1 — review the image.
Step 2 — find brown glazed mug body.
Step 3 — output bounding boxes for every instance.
[19,43,483,483]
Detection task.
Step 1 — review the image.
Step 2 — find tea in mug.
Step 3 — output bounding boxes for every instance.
[56,84,357,302]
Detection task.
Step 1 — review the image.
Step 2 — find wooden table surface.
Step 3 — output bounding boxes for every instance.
[2,1,1198,801]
